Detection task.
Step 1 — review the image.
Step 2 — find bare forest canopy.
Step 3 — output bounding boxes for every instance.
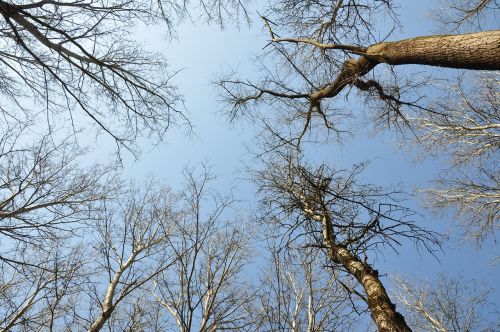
[0,0,499,331]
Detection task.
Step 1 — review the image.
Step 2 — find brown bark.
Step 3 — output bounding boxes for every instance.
[331,245,411,332]
[306,30,500,103]
[298,197,412,332]
[319,214,412,332]
[366,30,500,70]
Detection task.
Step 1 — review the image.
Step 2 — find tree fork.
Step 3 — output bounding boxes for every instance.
[307,30,500,103]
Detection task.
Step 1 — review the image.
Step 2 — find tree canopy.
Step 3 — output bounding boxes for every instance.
[0,0,498,331]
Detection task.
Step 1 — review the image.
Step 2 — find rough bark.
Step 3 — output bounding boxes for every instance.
[299,196,412,332]
[366,30,500,70]
[320,215,412,332]
[297,30,500,103]
[333,246,411,332]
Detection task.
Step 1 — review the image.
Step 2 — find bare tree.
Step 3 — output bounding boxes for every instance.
[101,293,167,332]
[407,73,499,243]
[219,3,498,144]
[83,181,179,332]
[433,0,500,32]
[254,247,358,332]
[0,124,122,331]
[255,153,440,331]
[0,0,249,151]
[0,165,258,331]
[0,141,261,331]
[217,1,500,245]
[153,167,255,332]
[1,173,181,331]
[0,246,85,331]
[0,0,175,149]
[394,274,499,332]
[0,124,115,268]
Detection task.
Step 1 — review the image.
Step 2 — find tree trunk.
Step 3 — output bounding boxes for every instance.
[309,30,500,102]
[297,195,412,331]
[88,252,138,332]
[366,30,500,70]
[320,215,412,332]
[331,245,411,332]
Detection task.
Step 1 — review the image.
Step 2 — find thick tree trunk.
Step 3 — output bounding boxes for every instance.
[309,30,500,102]
[366,30,500,70]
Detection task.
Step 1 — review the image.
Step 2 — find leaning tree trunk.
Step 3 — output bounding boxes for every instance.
[331,245,411,332]
[298,195,412,331]
[320,215,412,332]
[88,251,138,332]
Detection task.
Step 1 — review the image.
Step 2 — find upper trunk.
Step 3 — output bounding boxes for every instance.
[332,245,411,332]
[320,214,412,332]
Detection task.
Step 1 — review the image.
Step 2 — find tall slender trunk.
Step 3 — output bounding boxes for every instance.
[331,245,411,332]
[299,194,412,331]
[88,252,138,332]
[320,214,412,332]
